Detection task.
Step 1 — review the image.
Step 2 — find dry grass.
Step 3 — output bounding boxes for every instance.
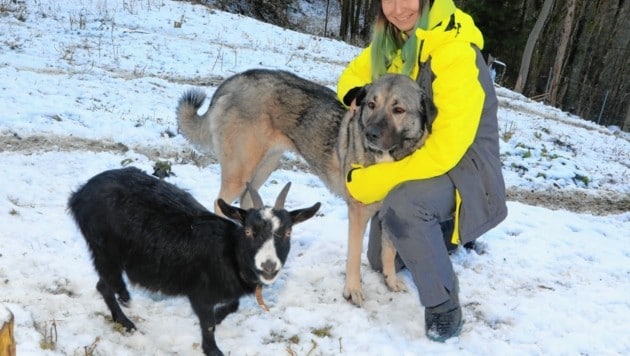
[0,0,27,21]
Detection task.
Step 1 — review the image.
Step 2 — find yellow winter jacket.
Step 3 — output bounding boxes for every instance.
[337,1,486,205]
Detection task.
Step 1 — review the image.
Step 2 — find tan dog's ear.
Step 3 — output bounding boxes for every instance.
[354,85,369,106]
[343,85,368,107]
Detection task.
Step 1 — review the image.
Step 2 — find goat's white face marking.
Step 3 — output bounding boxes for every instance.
[255,208,282,285]
[261,207,280,230]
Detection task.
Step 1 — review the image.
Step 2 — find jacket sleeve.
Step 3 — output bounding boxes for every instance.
[337,46,373,106]
[346,42,486,204]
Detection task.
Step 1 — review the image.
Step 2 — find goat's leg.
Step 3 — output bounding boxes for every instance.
[190,296,222,356]
[92,258,131,305]
[117,288,131,306]
[96,279,135,331]
[381,232,407,292]
[108,270,131,306]
[343,202,373,306]
[214,299,239,325]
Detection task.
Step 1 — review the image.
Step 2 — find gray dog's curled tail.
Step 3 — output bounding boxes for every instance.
[176,89,214,153]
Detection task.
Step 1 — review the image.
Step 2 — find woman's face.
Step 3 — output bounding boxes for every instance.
[381,0,421,34]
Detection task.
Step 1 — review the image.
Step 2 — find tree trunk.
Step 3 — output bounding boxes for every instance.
[514,0,555,93]
[351,0,362,42]
[623,102,630,132]
[0,306,16,356]
[339,0,375,44]
[548,0,576,105]
[339,0,355,41]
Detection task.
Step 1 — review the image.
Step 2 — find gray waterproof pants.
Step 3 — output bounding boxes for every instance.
[367,175,458,307]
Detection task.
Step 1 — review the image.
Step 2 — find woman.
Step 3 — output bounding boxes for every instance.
[337,0,507,341]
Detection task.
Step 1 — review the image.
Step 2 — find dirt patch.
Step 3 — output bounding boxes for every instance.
[2,131,215,165]
[2,133,627,216]
[506,187,629,216]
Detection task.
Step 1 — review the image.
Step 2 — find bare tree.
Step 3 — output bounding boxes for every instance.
[624,102,630,132]
[339,0,376,43]
[340,0,356,41]
[548,0,576,105]
[362,0,378,39]
[514,0,555,93]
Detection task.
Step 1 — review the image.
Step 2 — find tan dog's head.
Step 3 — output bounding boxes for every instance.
[356,74,435,161]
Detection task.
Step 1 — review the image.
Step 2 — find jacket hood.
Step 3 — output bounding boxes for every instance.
[427,0,456,29]
[417,1,484,62]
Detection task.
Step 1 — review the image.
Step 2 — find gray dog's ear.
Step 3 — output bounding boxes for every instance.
[421,92,437,134]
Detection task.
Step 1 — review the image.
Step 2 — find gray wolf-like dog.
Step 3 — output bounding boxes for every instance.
[177,69,433,306]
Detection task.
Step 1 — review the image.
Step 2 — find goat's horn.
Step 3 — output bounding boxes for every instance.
[245,182,264,209]
[274,182,291,210]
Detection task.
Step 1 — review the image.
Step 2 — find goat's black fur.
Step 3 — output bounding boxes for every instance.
[67,167,320,356]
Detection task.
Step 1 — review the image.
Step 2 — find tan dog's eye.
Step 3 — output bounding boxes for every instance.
[367,101,375,110]
[393,107,405,114]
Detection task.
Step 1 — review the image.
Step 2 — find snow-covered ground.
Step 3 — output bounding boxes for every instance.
[1,1,628,355]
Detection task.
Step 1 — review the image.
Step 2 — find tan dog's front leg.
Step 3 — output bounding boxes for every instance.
[343,202,372,306]
[381,232,407,292]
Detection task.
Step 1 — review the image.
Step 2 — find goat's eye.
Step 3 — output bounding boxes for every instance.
[244,227,254,238]
[274,230,291,239]
[367,101,375,110]
[393,107,405,114]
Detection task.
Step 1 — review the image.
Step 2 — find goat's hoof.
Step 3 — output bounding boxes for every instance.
[385,276,407,292]
[343,286,364,307]
[203,345,224,356]
[114,319,136,333]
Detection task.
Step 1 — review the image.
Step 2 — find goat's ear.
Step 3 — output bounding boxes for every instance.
[290,202,321,225]
[217,199,247,224]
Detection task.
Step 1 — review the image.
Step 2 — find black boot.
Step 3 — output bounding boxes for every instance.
[424,279,462,342]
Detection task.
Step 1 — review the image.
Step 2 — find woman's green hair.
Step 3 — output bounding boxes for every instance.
[370,0,431,81]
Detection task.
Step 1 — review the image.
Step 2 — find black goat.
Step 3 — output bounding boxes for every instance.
[67,167,320,356]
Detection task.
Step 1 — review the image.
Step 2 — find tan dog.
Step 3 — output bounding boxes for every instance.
[177,69,432,306]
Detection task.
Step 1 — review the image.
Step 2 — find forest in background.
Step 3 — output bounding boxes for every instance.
[178,1,629,130]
